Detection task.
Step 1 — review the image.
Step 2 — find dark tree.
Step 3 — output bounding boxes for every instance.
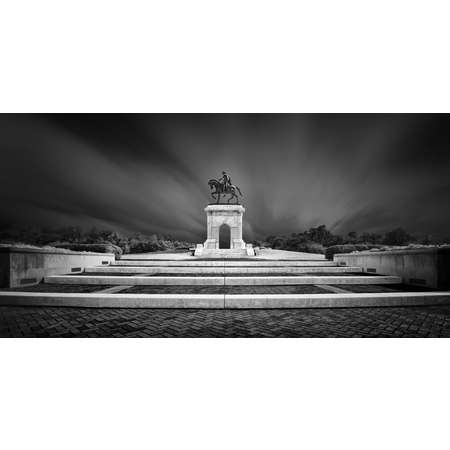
[383,228,413,246]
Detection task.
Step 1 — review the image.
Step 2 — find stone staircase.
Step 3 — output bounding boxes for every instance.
[1,251,449,309]
[44,254,401,286]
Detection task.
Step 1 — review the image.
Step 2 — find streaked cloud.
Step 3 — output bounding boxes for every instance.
[0,114,449,240]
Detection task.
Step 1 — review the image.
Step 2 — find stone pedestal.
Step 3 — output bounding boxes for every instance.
[194,204,254,257]
[203,204,246,250]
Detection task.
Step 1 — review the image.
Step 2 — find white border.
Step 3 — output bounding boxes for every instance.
[1,339,450,450]
[1,1,450,449]
[1,1,449,113]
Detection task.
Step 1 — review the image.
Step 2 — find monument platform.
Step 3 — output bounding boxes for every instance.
[1,250,449,309]
[195,203,255,257]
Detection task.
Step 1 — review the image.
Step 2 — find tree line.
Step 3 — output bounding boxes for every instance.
[0,224,447,258]
[0,226,193,257]
[254,224,448,257]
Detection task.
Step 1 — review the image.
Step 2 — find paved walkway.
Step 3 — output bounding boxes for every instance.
[1,305,450,337]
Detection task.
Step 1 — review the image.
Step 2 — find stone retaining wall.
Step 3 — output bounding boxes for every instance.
[0,246,115,288]
[334,247,450,289]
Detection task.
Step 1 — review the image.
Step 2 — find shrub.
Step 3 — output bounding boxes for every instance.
[54,243,123,258]
[325,244,382,260]
[128,240,162,253]
[294,242,325,254]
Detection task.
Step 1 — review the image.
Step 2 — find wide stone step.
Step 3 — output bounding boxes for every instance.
[121,253,195,260]
[199,249,250,258]
[86,266,361,274]
[119,251,327,261]
[77,272,372,277]
[112,260,338,267]
[255,249,326,260]
[1,291,449,309]
[5,283,430,294]
[44,274,402,286]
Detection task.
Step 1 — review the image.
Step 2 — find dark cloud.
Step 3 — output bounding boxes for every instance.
[1,114,449,241]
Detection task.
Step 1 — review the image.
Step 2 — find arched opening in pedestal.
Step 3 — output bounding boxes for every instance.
[219,224,231,249]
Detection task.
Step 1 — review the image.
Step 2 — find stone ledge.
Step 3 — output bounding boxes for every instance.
[223,275,401,285]
[0,291,449,309]
[86,266,362,274]
[338,246,450,257]
[45,275,226,285]
[0,245,115,257]
[113,260,338,267]
[44,274,402,285]
[205,204,245,212]
[0,292,225,308]
[224,292,450,308]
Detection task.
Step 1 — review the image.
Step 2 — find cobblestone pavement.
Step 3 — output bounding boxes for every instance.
[1,305,450,337]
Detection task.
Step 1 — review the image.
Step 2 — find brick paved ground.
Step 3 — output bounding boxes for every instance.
[1,305,450,337]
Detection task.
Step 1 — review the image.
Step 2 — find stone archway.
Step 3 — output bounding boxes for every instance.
[202,204,246,251]
[219,224,231,249]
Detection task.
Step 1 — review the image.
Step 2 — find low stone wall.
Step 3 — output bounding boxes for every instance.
[334,247,450,289]
[0,246,115,288]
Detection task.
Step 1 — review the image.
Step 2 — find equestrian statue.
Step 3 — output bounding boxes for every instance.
[208,171,243,204]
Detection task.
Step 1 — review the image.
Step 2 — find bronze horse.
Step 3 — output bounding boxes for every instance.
[208,179,243,204]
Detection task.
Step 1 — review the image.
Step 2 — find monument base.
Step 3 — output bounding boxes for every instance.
[194,244,255,258]
[194,203,255,257]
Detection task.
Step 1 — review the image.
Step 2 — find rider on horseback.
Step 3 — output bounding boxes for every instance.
[208,171,242,204]
[219,171,231,192]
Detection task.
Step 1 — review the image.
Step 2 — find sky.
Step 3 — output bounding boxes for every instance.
[0,114,449,242]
